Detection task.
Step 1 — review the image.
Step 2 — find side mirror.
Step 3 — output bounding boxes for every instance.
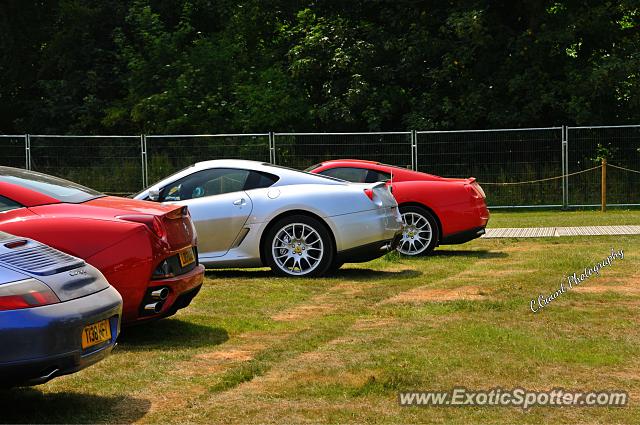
[148,188,160,201]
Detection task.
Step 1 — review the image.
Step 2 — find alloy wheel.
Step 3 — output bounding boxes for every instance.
[272,223,324,275]
[398,212,432,255]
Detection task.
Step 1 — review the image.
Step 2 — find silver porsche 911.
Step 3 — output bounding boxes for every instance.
[135,160,402,276]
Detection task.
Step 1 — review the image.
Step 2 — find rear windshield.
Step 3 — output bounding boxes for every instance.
[0,167,104,204]
[261,163,345,182]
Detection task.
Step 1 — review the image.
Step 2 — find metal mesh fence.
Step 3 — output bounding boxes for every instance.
[416,128,563,207]
[568,125,640,206]
[145,134,270,185]
[29,135,143,194]
[0,135,27,169]
[274,132,412,170]
[1,126,639,207]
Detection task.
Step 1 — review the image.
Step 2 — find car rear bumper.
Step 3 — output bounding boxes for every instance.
[129,264,205,324]
[0,286,122,387]
[330,207,403,253]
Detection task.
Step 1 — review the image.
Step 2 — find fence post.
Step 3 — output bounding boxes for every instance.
[269,131,276,164]
[601,158,607,212]
[411,130,417,171]
[25,134,31,170]
[561,126,568,209]
[140,134,148,189]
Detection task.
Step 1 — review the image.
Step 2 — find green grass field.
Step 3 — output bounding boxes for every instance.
[2,211,639,424]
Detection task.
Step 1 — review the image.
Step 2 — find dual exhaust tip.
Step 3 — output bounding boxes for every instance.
[144,287,169,314]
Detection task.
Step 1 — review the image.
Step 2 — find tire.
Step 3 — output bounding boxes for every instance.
[397,206,439,256]
[264,215,334,277]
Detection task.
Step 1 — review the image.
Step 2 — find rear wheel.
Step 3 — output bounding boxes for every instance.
[397,206,439,256]
[264,215,334,277]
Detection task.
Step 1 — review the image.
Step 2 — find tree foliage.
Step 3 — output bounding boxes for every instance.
[0,0,638,134]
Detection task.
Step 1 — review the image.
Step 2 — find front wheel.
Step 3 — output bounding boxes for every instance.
[264,215,334,277]
[397,206,439,256]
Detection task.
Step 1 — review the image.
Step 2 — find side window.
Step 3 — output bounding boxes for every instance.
[244,171,279,191]
[0,195,22,213]
[366,170,391,183]
[318,167,368,183]
[160,168,250,201]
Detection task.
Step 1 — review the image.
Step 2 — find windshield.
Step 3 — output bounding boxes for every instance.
[0,167,104,204]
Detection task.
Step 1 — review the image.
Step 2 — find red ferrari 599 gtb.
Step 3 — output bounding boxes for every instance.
[0,167,205,325]
[308,160,489,256]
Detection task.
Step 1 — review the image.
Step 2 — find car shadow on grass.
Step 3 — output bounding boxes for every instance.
[0,389,150,424]
[117,318,228,351]
[204,268,273,279]
[204,267,422,281]
[430,249,507,259]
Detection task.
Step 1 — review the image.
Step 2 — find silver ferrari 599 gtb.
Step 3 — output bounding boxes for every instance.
[135,160,402,276]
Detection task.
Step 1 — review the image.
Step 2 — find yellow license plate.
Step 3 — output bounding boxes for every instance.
[179,247,196,267]
[81,319,112,350]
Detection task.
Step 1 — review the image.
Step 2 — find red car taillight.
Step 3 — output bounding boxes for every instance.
[364,188,374,201]
[166,206,188,220]
[465,183,486,199]
[0,279,60,311]
[117,215,167,241]
[471,182,486,199]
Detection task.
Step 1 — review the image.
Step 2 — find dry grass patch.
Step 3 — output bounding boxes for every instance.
[383,285,490,303]
[351,317,399,331]
[172,329,296,378]
[271,280,372,321]
[572,273,640,296]
[272,303,336,321]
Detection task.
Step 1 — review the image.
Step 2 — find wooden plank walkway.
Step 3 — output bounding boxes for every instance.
[483,225,640,238]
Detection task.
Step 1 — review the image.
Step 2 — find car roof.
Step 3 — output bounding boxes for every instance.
[321,159,381,165]
[192,159,274,171]
[141,159,345,194]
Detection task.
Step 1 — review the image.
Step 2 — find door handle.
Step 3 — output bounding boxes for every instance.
[233,198,246,206]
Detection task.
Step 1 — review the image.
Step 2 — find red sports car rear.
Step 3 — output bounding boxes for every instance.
[308,159,489,255]
[0,167,205,324]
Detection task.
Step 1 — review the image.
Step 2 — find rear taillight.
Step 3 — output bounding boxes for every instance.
[0,279,60,311]
[472,182,486,198]
[465,183,486,199]
[118,215,167,241]
[364,188,374,201]
[166,206,188,220]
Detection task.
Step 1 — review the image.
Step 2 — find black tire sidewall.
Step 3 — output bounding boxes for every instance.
[264,215,334,277]
[398,206,439,255]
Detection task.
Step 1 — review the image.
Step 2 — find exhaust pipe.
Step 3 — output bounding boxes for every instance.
[144,302,163,314]
[150,287,169,300]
